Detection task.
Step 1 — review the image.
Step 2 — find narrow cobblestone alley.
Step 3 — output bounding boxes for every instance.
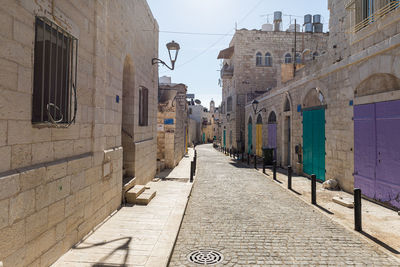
[169,144,400,266]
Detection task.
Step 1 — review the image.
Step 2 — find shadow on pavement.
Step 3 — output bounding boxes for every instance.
[360,231,400,254]
[315,204,334,215]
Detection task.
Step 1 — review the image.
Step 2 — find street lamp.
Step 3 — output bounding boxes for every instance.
[152,41,180,70]
[252,99,266,114]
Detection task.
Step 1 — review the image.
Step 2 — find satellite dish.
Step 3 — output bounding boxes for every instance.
[195,99,201,105]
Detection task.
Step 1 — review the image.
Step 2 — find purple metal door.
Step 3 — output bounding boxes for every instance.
[354,104,376,199]
[268,123,277,159]
[354,100,400,209]
[375,100,400,209]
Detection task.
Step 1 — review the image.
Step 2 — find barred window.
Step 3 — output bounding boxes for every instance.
[265,53,272,66]
[32,17,78,124]
[284,53,292,64]
[295,53,302,64]
[139,86,149,126]
[256,52,262,66]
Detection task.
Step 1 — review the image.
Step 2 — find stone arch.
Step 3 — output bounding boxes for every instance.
[283,93,292,112]
[303,88,326,109]
[355,73,400,97]
[248,115,253,124]
[268,111,277,123]
[122,55,136,177]
[256,114,263,124]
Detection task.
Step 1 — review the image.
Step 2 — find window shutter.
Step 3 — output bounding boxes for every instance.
[144,88,148,126]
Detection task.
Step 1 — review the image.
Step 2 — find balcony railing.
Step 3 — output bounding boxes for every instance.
[220,65,234,79]
[354,1,399,32]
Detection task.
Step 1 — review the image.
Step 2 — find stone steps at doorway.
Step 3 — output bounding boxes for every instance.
[123,176,136,193]
[135,189,157,205]
[125,185,145,204]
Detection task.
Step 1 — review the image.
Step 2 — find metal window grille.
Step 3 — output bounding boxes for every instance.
[139,86,149,126]
[32,17,78,125]
[355,0,399,31]
[265,53,272,66]
[256,52,262,66]
[285,53,292,64]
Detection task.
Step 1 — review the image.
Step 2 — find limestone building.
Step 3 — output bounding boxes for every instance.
[0,0,159,265]
[218,16,329,154]
[244,0,400,209]
[157,77,188,171]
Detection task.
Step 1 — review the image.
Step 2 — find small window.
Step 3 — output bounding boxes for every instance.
[265,53,272,66]
[268,111,276,123]
[256,52,262,66]
[295,53,302,64]
[284,53,292,64]
[227,96,233,112]
[32,17,78,124]
[139,86,148,126]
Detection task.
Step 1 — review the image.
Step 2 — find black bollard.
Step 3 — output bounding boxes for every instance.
[194,155,197,175]
[254,155,257,169]
[242,151,244,162]
[247,153,250,165]
[288,165,292,190]
[354,188,362,232]
[230,149,232,157]
[262,156,266,174]
[273,160,277,180]
[190,161,194,183]
[311,174,316,205]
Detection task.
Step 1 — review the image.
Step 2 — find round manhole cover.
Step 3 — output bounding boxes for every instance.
[187,249,224,265]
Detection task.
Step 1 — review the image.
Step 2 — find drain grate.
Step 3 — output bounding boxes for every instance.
[187,249,224,265]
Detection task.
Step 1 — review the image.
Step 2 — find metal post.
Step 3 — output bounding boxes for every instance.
[194,155,197,175]
[311,174,316,205]
[288,165,292,190]
[273,160,277,180]
[247,153,250,165]
[254,155,257,169]
[262,156,266,174]
[190,161,194,183]
[242,151,244,162]
[354,188,362,232]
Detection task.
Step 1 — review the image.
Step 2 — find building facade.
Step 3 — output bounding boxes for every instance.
[245,0,400,209]
[218,23,329,154]
[157,79,188,170]
[0,0,159,265]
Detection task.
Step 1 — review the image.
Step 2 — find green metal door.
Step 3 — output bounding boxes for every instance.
[223,130,226,148]
[303,109,325,181]
[248,123,253,154]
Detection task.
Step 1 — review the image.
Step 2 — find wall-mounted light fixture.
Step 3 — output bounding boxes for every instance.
[152,41,180,70]
[252,99,266,115]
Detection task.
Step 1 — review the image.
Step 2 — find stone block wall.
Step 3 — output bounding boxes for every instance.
[0,0,158,265]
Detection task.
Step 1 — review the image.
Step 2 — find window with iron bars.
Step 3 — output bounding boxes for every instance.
[32,17,78,125]
[139,86,149,126]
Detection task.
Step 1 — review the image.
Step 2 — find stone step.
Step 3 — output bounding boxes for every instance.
[332,196,354,208]
[135,189,156,205]
[123,176,136,193]
[125,185,145,204]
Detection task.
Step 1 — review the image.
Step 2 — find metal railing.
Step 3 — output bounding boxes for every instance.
[354,1,399,32]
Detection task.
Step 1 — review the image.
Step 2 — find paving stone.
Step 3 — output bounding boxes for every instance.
[169,144,400,266]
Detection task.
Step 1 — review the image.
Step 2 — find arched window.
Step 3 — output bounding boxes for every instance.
[268,111,277,123]
[256,52,262,66]
[265,53,272,66]
[295,53,302,64]
[284,97,291,112]
[313,51,319,60]
[227,96,233,112]
[285,53,292,64]
[257,114,263,124]
[248,116,253,124]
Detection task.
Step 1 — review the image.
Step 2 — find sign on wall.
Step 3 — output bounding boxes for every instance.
[157,124,164,131]
[164,118,174,125]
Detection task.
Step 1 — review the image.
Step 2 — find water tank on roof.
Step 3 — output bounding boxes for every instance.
[262,23,273,31]
[274,11,282,21]
[304,14,312,24]
[287,24,300,32]
[314,23,323,33]
[305,23,313,33]
[313,14,321,24]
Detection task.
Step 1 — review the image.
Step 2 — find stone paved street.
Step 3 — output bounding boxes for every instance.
[169,144,400,266]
